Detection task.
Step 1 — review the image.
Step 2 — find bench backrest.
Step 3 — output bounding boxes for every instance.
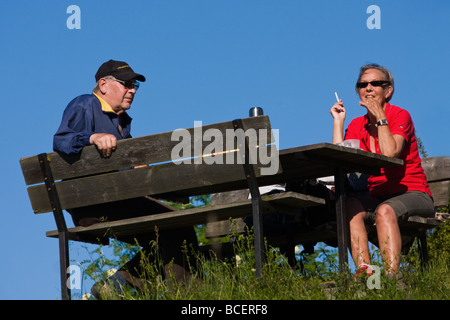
[422,156,450,208]
[20,116,279,214]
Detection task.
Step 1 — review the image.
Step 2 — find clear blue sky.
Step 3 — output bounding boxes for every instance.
[1,0,449,299]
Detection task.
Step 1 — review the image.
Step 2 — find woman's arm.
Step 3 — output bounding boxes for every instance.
[330,100,346,144]
[359,99,406,158]
[377,127,406,158]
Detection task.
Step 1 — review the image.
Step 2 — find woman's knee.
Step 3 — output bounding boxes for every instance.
[346,197,366,223]
[375,204,397,224]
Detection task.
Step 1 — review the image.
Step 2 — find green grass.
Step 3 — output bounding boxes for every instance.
[79,231,449,300]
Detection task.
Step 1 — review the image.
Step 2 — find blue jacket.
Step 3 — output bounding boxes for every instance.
[53,94,132,154]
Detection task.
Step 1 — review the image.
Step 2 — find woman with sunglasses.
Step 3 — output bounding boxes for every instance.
[330,64,434,276]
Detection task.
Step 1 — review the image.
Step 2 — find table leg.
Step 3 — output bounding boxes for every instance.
[251,197,264,278]
[234,118,264,278]
[334,167,349,273]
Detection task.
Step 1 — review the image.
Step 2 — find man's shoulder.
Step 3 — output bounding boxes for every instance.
[65,93,101,112]
[68,93,99,105]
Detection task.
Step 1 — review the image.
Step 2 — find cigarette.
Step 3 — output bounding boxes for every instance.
[335,92,340,102]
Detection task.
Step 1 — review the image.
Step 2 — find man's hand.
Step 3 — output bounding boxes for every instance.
[89,133,117,157]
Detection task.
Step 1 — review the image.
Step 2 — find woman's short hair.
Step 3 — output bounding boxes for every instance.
[355,64,394,102]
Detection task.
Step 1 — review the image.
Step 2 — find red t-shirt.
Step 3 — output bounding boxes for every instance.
[344,103,432,198]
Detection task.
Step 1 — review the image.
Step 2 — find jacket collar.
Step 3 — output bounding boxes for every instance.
[93,92,116,113]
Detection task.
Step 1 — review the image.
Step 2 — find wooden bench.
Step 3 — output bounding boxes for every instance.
[363,156,449,264]
[204,182,337,264]
[389,156,449,261]
[20,115,325,300]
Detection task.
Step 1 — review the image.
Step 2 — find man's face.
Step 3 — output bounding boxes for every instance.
[103,78,137,114]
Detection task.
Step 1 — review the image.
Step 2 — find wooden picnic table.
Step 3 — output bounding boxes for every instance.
[21,111,441,300]
[158,142,403,272]
[245,143,404,272]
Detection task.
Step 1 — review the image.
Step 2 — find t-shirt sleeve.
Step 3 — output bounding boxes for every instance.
[388,108,414,142]
[344,118,361,140]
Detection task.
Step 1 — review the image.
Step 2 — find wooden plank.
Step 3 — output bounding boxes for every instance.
[46,201,257,239]
[205,219,247,238]
[26,142,406,214]
[143,143,406,207]
[283,143,404,173]
[20,116,273,185]
[28,159,278,213]
[205,191,327,238]
[429,180,450,208]
[422,156,450,182]
[205,189,250,238]
[261,191,325,210]
[251,143,404,186]
[266,223,338,248]
[402,216,442,229]
[46,191,324,240]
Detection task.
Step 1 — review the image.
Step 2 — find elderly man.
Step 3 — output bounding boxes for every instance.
[54,59,198,298]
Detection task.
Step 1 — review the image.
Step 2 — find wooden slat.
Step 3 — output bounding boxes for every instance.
[205,219,247,239]
[282,143,404,174]
[205,191,327,238]
[253,143,404,186]
[205,189,249,238]
[422,157,450,207]
[46,202,257,239]
[20,116,273,185]
[46,191,324,240]
[26,142,407,214]
[402,216,442,229]
[27,160,276,214]
[261,191,325,213]
[422,156,450,182]
[429,180,450,208]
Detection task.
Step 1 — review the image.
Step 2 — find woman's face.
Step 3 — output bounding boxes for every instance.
[358,69,393,106]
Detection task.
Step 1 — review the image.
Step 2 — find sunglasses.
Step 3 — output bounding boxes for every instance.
[113,79,140,91]
[356,80,390,89]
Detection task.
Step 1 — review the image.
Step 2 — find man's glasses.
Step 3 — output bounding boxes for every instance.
[356,80,390,89]
[113,78,140,91]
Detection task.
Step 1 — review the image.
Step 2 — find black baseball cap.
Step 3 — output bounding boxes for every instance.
[95,59,146,82]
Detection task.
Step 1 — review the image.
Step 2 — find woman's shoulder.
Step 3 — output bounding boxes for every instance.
[386,103,412,120]
[348,114,367,127]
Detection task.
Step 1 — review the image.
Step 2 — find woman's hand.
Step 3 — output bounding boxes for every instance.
[359,98,406,158]
[330,99,346,121]
[359,98,385,122]
[330,99,346,144]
